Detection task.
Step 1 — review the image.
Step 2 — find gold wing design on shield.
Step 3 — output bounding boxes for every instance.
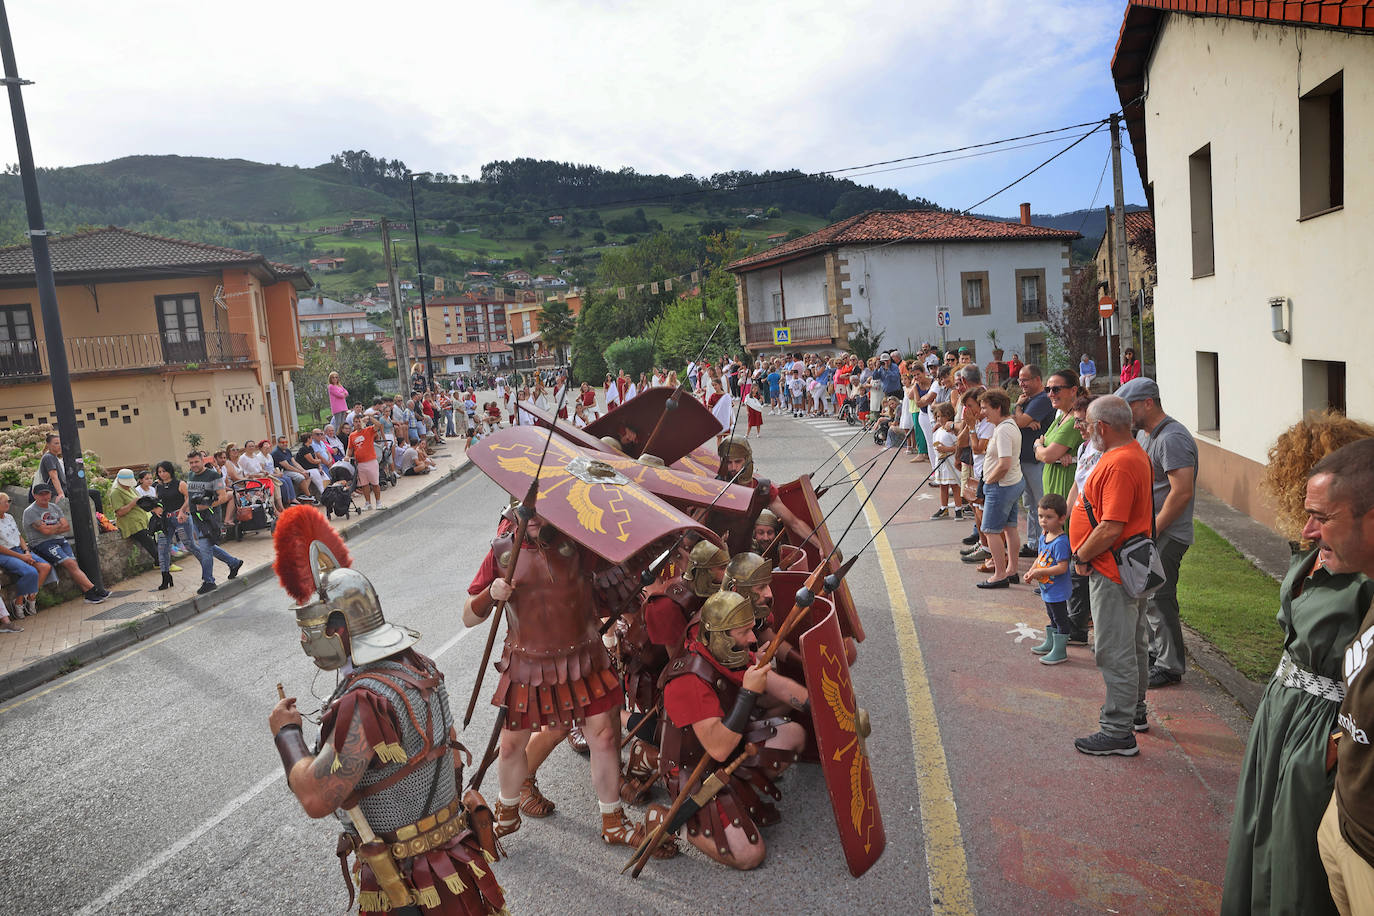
[850,755,866,835]
[567,480,606,534]
[496,454,567,481]
[652,467,712,499]
[821,659,856,734]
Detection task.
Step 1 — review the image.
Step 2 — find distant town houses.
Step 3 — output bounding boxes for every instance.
[310,217,409,234]
[297,296,386,351]
[308,256,346,272]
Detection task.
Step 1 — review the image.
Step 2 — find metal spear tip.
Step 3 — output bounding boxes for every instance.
[832,555,859,582]
[794,587,815,608]
[639,567,657,586]
[814,486,829,499]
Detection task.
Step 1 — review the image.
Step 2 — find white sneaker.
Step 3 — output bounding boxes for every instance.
[375,503,387,511]
[359,502,370,512]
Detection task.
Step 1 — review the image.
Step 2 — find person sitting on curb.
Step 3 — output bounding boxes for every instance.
[22,483,108,604]
[395,439,435,476]
[0,489,52,619]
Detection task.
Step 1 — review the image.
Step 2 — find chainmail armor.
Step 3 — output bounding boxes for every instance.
[328,659,456,834]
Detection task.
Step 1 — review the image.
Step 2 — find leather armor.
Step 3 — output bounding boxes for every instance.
[490,532,620,730]
[621,575,697,713]
[657,645,794,858]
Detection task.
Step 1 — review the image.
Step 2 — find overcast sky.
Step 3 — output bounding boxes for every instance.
[1,0,1144,217]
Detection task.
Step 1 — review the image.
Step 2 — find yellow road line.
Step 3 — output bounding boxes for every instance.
[840,448,975,915]
[0,471,481,716]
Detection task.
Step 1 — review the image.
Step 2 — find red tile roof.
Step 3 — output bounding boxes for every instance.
[1112,2,1374,191]
[727,209,1079,273]
[1124,210,1154,247]
[0,225,312,288]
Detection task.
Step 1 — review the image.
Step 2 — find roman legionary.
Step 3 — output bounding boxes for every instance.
[617,538,728,804]
[658,591,809,870]
[711,437,809,555]
[751,509,782,557]
[463,511,679,859]
[268,507,506,915]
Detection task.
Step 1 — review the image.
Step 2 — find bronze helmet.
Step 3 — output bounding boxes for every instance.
[684,539,730,597]
[722,551,773,624]
[699,591,755,669]
[717,435,754,481]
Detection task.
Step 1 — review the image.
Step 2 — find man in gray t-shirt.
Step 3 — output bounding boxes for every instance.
[1118,377,1198,686]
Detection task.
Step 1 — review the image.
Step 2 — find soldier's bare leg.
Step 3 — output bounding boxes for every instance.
[687,823,766,871]
[495,726,534,836]
[519,725,567,817]
[582,710,622,804]
[765,721,806,778]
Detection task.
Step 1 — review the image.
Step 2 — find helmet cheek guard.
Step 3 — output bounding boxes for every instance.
[699,591,755,669]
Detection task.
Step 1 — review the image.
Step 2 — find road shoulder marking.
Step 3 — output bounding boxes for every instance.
[839,447,975,915]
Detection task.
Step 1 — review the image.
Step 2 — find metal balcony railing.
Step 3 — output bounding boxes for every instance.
[0,330,253,380]
[744,313,834,346]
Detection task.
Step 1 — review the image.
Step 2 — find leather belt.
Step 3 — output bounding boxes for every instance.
[383,797,466,859]
[1275,651,1344,703]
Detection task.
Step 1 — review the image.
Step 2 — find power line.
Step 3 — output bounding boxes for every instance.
[1076,144,1113,235]
[961,120,1109,214]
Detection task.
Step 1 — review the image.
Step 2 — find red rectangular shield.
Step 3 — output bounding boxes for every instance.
[799,608,885,878]
[775,476,864,642]
[585,386,722,466]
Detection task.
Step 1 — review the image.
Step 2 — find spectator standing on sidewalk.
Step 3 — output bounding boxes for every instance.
[0,490,52,619]
[23,483,107,604]
[1117,377,1198,689]
[327,372,349,430]
[1014,365,1053,559]
[186,452,244,590]
[1034,372,1088,644]
[1305,439,1374,914]
[346,417,384,511]
[1223,414,1374,916]
[32,432,65,501]
[1069,395,1154,757]
[976,388,1023,588]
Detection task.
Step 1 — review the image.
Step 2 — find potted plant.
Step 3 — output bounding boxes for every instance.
[986,329,1004,362]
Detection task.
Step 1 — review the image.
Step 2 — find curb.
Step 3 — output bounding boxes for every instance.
[0,459,476,704]
[1183,623,1265,718]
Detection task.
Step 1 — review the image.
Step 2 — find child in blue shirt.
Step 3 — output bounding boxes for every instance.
[767,368,782,412]
[1025,493,1073,665]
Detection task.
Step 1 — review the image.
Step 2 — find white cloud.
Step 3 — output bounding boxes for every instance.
[0,0,1141,215]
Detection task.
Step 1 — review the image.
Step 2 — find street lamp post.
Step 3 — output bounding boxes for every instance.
[407,173,434,384]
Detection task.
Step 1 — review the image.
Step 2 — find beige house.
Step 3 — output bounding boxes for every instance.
[0,227,312,469]
[1112,1,1374,527]
[1093,208,1156,307]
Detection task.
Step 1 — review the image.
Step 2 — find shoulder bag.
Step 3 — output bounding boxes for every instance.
[1080,490,1166,599]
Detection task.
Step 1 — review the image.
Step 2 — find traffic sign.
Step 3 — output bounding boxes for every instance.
[774,326,791,345]
[1098,296,1116,318]
[936,309,951,327]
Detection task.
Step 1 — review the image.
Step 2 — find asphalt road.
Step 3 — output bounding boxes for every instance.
[0,421,928,915]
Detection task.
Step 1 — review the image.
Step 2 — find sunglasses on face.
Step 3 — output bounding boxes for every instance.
[1045,385,1070,393]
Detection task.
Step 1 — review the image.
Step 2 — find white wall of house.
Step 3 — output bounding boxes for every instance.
[836,240,1069,361]
[743,259,829,324]
[1147,16,1373,470]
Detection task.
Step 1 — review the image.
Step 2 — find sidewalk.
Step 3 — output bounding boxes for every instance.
[0,445,473,702]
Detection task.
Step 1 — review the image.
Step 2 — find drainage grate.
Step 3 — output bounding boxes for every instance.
[103,589,138,599]
[87,601,161,621]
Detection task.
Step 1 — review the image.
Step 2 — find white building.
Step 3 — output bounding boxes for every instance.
[1112,0,1374,527]
[726,208,1078,366]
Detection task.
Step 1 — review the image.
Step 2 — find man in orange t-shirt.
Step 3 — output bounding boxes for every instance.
[1069,395,1154,756]
[346,418,383,511]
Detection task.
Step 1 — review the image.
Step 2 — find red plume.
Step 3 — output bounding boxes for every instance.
[273,505,352,604]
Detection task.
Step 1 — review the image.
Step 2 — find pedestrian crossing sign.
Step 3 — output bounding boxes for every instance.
[774,326,791,345]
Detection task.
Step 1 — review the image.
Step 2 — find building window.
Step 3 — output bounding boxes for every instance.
[1189,145,1215,278]
[960,271,990,316]
[1303,359,1347,414]
[1014,268,1046,322]
[770,292,783,322]
[0,303,39,375]
[1196,351,1220,437]
[1300,71,1343,218]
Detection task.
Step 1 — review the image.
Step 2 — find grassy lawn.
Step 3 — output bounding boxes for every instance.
[1179,520,1284,682]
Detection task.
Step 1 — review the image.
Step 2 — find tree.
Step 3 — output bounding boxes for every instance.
[539,299,577,365]
[593,231,606,245]
[651,230,743,370]
[1044,266,1102,374]
[336,338,390,402]
[603,336,656,379]
[294,346,334,422]
[847,320,885,361]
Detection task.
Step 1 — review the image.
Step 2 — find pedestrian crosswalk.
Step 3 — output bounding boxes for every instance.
[797,415,863,440]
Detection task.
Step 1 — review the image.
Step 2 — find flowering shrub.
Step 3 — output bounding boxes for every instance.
[0,423,109,492]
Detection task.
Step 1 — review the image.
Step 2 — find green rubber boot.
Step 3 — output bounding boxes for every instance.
[1040,630,1069,665]
[1031,625,1056,655]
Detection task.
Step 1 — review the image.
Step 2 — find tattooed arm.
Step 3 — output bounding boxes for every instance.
[762,670,809,714]
[288,714,374,819]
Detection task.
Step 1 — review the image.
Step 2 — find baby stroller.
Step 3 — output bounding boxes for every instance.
[228,477,278,541]
[319,461,361,519]
[872,416,893,445]
[377,441,399,490]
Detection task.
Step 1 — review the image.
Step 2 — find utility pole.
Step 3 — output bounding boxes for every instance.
[380,218,409,393]
[1110,114,1132,372]
[407,173,434,385]
[0,2,101,587]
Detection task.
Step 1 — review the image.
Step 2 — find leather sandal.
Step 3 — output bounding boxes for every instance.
[602,805,679,859]
[519,774,556,818]
[493,798,522,838]
[619,738,660,805]
[567,724,590,755]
